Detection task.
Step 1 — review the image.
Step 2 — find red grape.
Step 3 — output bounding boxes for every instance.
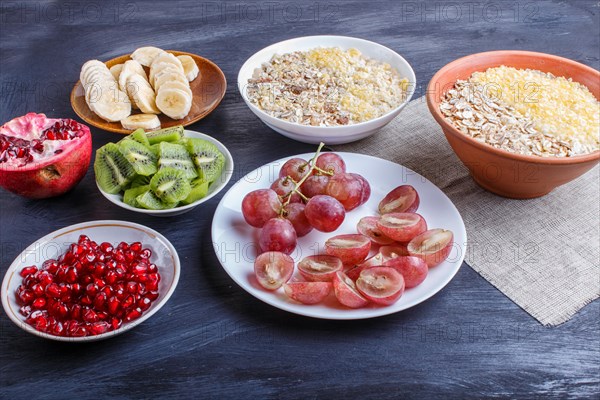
[357,216,395,245]
[242,189,282,228]
[301,175,330,198]
[271,177,301,203]
[284,203,313,237]
[297,255,343,282]
[333,271,369,308]
[304,195,345,232]
[383,256,428,288]
[315,153,346,175]
[325,173,363,211]
[279,158,311,182]
[351,173,371,205]
[283,282,332,304]
[258,218,297,255]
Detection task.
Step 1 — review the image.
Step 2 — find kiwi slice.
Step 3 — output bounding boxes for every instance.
[123,184,150,207]
[181,178,209,205]
[119,139,158,176]
[95,143,136,194]
[130,174,151,188]
[157,142,198,179]
[136,190,177,210]
[150,167,191,203]
[130,128,150,147]
[186,138,225,183]
[146,125,184,145]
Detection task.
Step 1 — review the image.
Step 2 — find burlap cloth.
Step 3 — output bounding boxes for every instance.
[333,96,600,326]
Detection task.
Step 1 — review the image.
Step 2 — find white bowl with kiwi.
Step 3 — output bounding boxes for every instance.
[95,126,233,216]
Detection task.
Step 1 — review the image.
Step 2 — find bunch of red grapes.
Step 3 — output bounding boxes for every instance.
[242,147,454,308]
[242,148,369,253]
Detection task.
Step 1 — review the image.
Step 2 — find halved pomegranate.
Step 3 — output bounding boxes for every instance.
[0,113,92,198]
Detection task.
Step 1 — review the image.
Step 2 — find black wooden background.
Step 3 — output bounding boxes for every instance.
[1,1,599,399]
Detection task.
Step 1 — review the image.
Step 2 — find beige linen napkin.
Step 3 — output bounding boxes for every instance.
[332,96,600,326]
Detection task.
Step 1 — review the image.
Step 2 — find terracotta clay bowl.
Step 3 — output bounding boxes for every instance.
[71,50,226,134]
[427,50,599,199]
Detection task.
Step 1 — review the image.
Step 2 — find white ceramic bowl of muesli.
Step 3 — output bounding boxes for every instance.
[238,36,416,145]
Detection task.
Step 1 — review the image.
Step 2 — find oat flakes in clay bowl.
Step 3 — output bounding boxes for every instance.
[427,50,600,199]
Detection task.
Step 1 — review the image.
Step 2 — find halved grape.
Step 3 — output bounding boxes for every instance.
[283,282,332,304]
[380,244,410,261]
[356,267,405,305]
[378,185,420,214]
[357,216,395,245]
[346,253,385,281]
[242,189,282,228]
[383,256,428,288]
[297,255,343,282]
[377,213,427,242]
[304,195,345,232]
[258,218,297,255]
[324,234,371,265]
[254,252,294,290]
[333,271,369,308]
[408,229,454,267]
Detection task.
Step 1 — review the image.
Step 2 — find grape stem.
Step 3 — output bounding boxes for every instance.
[281,142,326,209]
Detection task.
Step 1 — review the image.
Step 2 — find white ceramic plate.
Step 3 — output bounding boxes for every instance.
[97,130,234,217]
[211,152,467,320]
[1,220,180,341]
[237,36,416,145]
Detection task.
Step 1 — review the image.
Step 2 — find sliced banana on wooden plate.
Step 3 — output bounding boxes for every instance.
[79,46,201,130]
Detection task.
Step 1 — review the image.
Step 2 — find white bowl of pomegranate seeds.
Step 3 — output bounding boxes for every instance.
[1,220,180,341]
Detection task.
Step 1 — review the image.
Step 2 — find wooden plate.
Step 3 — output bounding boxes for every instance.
[70,50,226,134]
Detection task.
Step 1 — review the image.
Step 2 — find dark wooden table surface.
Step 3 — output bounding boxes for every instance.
[1,1,599,398]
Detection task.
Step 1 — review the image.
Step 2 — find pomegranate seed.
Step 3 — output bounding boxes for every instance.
[19,305,32,316]
[56,302,69,319]
[148,264,158,273]
[86,283,98,297]
[96,311,108,320]
[105,271,118,285]
[124,308,142,322]
[45,283,61,298]
[126,281,138,294]
[31,284,45,297]
[17,288,35,304]
[138,297,152,311]
[132,262,148,274]
[101,286,112,297]
[43,259,59,273]
[93,263,105,277]
[81,274,94,285]
[100,242,113,253]
[78,234,90,243]
[122,295,135,310]
[32,297,46,309]
[85,252,96,264]
[130,242,142,253]
[146,291,159,301]
[114,251,125,262]
[93,293,107,310]
[83,308,99,323]
[52,321,65,336]
[35,315,49,331]
[117,242,129,251]
[65,267,78,283]
[80,295,92,306]
[38,271,53,286]
[111,317,122,330]
[71,283,82,295]
[140,249,152,259]
[107,296,120,315]
[94,277,106,289]
[20,266,38,277]
[71,304,82,320]
[89,321,109,335]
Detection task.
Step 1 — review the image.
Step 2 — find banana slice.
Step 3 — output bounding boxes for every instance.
[158,80,193,98]
[119,60,148,91]
[109,64,124,80]
[151,53,184,73]
[149,63,183,87]
[156,88,192,120]
[153,71,189,91]
[126,75,160,114]
[90,89,131,122]
[177,55,200,81]
[80,60,105,83]
[131,46,166,67]
[121,114,161,130]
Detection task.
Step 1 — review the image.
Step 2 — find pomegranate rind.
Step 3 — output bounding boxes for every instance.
[0,113,92,198]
